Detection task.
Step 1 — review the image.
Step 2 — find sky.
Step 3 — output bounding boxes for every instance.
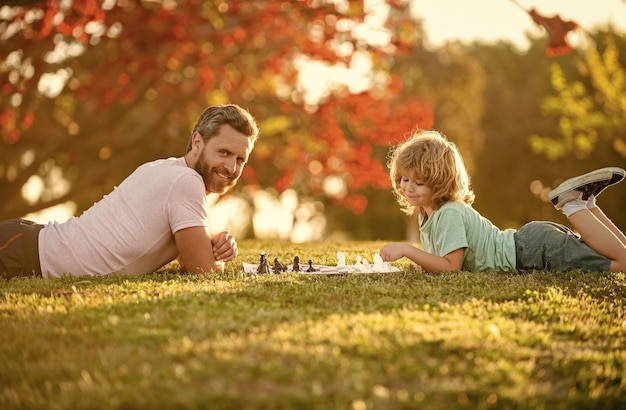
[409,0,626,49]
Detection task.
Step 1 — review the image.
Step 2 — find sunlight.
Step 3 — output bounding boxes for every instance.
[198,189,327,243]
[293,0,394,110]
[38,69,72,98]
[323,175,348,198]
[205,194,252,238]
[409,0,626,49]
[249,188,326,243]
[25,186,328,243]
[24,202,76,224]
[291,199,327,243]
[294,52,377,109]
[21,175,43,204]
[251,189,302,240]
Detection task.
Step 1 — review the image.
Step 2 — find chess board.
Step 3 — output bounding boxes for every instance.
[242,262,400,275]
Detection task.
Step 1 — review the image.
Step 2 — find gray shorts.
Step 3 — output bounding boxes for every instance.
[514,221,611,272]
[0,219,44,279]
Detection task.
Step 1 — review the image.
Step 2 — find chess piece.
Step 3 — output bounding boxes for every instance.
[354,255,365,272]
[307,259,318,272]
[257,252,270,274]
[273,257,286,274]
[336,251,346,268]
[373,253,384,272]
[292,256,300,272]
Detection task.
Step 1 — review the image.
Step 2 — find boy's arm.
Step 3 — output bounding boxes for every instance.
[379,243,464,272]
[175,226,225,273]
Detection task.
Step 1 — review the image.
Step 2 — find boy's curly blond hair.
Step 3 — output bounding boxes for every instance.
[388,130,475,216]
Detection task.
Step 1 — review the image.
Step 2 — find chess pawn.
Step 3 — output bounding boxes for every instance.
[257,252,270,274]
[292,256,300,272]
[362,257,371,272]
[354,256,365,272]
[373,253,384,271]
[336,251,346,268]
[273,257,284,274]
[307,259,318,272]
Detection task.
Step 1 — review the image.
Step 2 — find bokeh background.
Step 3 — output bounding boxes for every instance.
[2,0,625,243]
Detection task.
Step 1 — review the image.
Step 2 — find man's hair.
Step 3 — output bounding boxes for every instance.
[186,104,259,152]
[388,129,475,216]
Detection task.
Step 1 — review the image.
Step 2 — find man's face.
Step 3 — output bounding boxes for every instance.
[192,125,254,194]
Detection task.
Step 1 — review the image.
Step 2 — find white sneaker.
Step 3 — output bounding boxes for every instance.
[549,167,625,210]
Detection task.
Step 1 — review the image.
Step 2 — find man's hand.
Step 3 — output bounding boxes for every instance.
[175,226,225,273]
[211,231,238,262]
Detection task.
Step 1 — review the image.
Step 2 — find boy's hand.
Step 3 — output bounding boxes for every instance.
[379,243,408,262]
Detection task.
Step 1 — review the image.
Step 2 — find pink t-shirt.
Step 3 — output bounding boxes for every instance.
[39,157,209,277]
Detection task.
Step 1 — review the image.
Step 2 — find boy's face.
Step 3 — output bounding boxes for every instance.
[399,173,434,211]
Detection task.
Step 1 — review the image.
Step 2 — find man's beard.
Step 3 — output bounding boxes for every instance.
[195,159,236,194]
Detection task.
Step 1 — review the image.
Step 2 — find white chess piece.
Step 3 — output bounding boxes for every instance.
[336,251,346,268]
[354,255,365,272]
[373,253,384,271]
[362,257,370,272]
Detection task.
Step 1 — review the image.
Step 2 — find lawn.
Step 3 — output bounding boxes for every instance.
[1,240,625,409]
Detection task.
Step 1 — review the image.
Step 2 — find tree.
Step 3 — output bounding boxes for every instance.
[467,31,626,231]
[0,0,433,221]
[301,5,486,240]
[529,30,626,161]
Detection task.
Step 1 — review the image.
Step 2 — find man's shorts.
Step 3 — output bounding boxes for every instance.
[514,221,611,272]
[0,219,44,279]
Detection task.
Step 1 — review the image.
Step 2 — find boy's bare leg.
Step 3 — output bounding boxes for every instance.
[568,209,626,269]
[549,167,626,271]
[590,206,626,247]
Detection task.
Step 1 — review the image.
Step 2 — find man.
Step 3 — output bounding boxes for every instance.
[0,104,259,278]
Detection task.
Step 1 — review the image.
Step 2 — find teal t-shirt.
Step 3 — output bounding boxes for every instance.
[418,201,517,272]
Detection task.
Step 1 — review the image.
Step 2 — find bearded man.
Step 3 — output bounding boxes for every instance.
[0,104,259,278]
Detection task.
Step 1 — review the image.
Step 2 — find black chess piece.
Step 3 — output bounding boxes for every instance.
[257,252,270,274]
[292,256,300,272]
[273,257,286,274]
[307,259,318,272]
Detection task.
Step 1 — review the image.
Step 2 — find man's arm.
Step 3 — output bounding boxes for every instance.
[174,226,225,273]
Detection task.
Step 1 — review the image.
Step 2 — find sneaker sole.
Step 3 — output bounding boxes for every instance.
[549,167,625,203]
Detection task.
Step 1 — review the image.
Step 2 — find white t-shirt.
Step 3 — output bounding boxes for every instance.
[419,201,517,272]
[39,157,209,277]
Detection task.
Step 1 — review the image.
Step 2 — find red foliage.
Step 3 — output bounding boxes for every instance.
[1,0,432,216]
[344,194,369,215]
[39,0,106,41]
[528,8,578,57]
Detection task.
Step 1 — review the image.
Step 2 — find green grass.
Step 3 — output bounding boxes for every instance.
[1,240,625,409]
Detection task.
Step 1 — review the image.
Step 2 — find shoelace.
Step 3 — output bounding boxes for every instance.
[577,180,609,200]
